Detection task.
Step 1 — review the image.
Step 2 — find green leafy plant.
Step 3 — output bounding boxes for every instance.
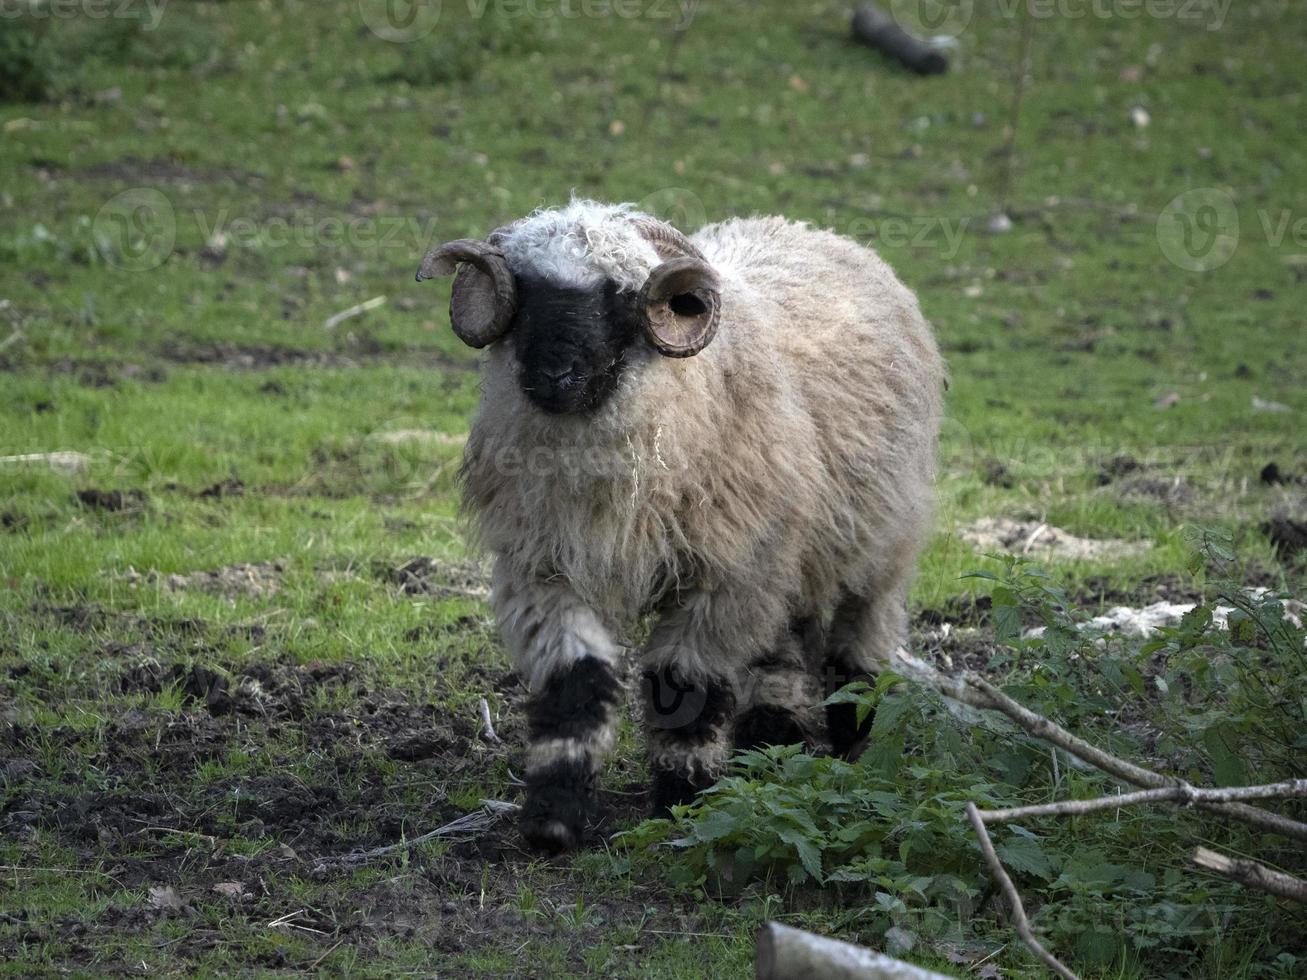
[621,546,1306,974]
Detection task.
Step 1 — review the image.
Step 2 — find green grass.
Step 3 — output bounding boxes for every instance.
[1,0,1304,975]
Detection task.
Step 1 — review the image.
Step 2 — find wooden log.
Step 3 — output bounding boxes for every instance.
[756,923,953,980]
[851,4,949,76]
[1193,847,1307,905]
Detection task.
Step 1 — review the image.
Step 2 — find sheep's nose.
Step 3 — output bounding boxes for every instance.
[541,364,574,383]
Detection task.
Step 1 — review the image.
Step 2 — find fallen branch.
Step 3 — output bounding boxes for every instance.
[851,4,949,76]
[978,779,1307,823]
[323,295,385,330]
[478,697,501,744]
[325,799,519,867]
[891,649,1307,843]
[755,922,954,980]
[1193,847,1307,905]
[965,803,1080,980]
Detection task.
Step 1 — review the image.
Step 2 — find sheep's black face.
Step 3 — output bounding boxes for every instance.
[510,276,642,416]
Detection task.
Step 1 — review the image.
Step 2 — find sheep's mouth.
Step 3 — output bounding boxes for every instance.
[521,370,611,416]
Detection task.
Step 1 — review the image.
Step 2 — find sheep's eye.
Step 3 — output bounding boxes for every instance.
[668,292,708,317]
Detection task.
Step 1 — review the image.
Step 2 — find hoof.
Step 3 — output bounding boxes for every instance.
[521,815,581,853]
[520,759,595,852]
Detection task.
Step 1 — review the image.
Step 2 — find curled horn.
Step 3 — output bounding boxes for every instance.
[632,217,708,262]
[415,239,517,349]
[633,218,721,358]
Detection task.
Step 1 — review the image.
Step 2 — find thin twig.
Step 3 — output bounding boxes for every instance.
[478,697,502,744]
[965,803,1080,980]
[891,649,1307,842]
[325,800,520,867]
[979,780,1307,823]
[307,938,345,970]
[323,295,385,330]
[995,4,1035,215]
[1193,847,1307,905]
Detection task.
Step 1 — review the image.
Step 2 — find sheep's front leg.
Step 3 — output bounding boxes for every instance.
[642,593,748,812]
[491,566,624,851]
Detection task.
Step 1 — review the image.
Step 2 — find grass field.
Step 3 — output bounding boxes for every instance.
[1,0,1304,975]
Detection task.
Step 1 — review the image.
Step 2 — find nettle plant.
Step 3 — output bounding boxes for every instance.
[620,536,1306,974]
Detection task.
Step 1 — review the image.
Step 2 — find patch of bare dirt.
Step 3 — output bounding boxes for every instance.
[157,340,469,373]
[379,556,491,600]
[121,561,287,599]
[1264,515,1307,565]
[77,488,149,512]
[72,156,256,186]
[0,356,166,387]
[959,517,1151,560]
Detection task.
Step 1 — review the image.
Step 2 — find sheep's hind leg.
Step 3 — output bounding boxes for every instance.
[493,570,624,851]
[734,617,826,753]
[821,585,908,758]
[642,602,741,813]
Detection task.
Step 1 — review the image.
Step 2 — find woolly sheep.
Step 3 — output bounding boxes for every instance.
[417,200,945,850]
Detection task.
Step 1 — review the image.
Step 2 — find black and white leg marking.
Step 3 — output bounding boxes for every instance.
[492,567,624,851]
[522,655,623,851]
[643,660,737,812]
[735,618,824,753]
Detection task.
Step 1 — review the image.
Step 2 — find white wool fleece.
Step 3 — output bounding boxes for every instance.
[496,199,663,292]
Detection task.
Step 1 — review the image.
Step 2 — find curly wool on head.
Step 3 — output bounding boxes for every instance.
[495,199,664,293]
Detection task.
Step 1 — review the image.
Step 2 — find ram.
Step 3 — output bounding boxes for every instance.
[418,200,945,850]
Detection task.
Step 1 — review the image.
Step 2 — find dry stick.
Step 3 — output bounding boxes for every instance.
[323,295,385,330]
[478,697,502,744]
[995,6,1035,216]
[979,780,1307,823]
[327,800,520,866]
[891,649,1307,843]
[306,938,345,971]
[965,803,1080,980]
[1192,847,1307,905]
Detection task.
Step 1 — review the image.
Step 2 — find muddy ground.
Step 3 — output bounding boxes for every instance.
[0,568,1223,973]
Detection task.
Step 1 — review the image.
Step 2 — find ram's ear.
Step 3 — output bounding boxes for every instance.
[637,257,721,358]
